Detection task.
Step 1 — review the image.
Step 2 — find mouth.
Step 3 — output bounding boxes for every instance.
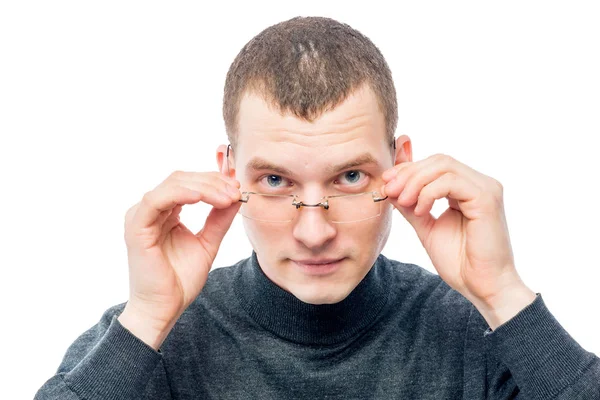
[291,258,345,276]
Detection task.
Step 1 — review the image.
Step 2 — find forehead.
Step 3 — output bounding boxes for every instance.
[235,85,389,166]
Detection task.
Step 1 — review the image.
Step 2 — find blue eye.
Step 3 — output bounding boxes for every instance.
[339,170,364,185]
[343,171,361,183]
[261,175,292,190]
[266,175,283,187]
[260,171,365,191]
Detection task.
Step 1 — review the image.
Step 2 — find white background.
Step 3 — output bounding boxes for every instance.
[1,1,598,397]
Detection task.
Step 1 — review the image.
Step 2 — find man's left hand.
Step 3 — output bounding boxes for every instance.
[381,153,537,329]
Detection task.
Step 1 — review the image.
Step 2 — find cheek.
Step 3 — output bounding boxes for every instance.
[243,219,290,253]
[365,206,393,240]
[352,206,393,257]
[377,205,394,242]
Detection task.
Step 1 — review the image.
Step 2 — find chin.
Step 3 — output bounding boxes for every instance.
[293,285,351,305]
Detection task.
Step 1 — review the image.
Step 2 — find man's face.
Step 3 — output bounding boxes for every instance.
[227,85,402,305]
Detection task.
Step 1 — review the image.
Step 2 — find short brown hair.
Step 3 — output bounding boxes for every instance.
[222,16,397,149]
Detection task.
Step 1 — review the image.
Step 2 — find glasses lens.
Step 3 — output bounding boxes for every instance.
[239,193,297,222]
[327,192,384,223]
[239,192,386,223]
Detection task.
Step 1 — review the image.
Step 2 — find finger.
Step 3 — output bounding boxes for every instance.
[133,184,235,231]
[390,172,482,246]
[195,202,242,261]
[382,161,413,181]
[382,159,439,200]
[158,211,183,242]
[383,155,482,203]
[132,186,199,231]
[175,171,240,190]
[184,181,240,203]
[155,204,182,228]
[447,196,460,211]
[413,172,482,220]
[175,173,241,202]
[382,154,485,191]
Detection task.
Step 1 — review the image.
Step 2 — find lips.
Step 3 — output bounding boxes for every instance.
[291,258,345,276]
[293,258,343,265]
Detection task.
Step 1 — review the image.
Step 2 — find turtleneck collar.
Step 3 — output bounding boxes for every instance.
[233,251,391,346]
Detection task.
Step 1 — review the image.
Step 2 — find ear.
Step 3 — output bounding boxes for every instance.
[216,144,236,178]
[393,135,412,165]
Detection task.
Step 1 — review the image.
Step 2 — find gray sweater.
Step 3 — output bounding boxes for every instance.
[35,252,600,399]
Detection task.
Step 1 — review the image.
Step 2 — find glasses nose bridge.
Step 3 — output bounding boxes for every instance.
[294,197,329,210]
[291,197,336,232]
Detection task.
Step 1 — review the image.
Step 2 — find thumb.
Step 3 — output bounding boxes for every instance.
[195,202,242,260]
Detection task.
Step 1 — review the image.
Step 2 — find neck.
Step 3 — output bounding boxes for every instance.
[233,251,391,345]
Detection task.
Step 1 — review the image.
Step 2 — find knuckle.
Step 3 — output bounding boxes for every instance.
[190,182,207,194]
[417,189,429,202]
[123,203,140,242]
[219,179,232,192]
[494,179,504,193]
[442,171,455,181]
[141,191,153,205]
[125,202,139,222]
[432,153,454,165]
[170,170,184,180]
[212,172,232,186]
[438,172,455,186]
[488,178,504,196]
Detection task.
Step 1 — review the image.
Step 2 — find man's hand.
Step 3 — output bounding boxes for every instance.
[381,153,536,329]
[119,171,241,349]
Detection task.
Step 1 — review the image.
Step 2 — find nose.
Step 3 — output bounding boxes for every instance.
[291,202,337,251]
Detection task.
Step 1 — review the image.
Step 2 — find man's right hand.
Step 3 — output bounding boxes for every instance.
[118,171,241,350]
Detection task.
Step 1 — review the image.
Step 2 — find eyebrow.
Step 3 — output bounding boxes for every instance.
[245,152,380,177]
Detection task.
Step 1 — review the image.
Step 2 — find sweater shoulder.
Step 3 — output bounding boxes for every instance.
[203,260,245,295]
[179,257,248,320]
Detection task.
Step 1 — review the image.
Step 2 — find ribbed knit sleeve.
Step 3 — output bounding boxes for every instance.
[34,305,171,400]
[485,293,600,399]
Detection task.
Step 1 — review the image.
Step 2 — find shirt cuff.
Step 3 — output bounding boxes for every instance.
[64,314,163,400]
[483,293,597,399]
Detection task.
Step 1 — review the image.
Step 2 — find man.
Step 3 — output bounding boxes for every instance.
[35,16,599,399]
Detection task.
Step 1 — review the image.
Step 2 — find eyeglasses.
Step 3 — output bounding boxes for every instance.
[237,191,388,223]
[225,144,389,223]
